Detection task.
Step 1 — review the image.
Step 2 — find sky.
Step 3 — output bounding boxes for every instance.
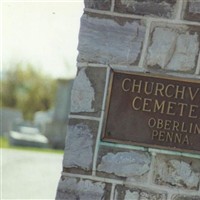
[2,1,84,79]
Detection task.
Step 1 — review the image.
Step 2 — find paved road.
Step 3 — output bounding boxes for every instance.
[1,148,63,200]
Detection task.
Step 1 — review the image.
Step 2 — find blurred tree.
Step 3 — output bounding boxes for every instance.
[1,63,56,120]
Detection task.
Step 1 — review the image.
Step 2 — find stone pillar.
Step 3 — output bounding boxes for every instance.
[45,79,73,149]
[56,0,200,199]
[53,79,73,122]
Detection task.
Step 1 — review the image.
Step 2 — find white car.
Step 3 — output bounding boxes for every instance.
[9,126,49,148]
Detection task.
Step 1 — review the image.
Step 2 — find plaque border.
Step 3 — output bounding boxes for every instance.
[101,69,200,154]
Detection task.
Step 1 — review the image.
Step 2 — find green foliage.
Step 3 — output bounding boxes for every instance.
[1,63,56,120]
[0,136,9,148]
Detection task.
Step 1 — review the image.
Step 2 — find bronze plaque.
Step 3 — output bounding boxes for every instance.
[102,70,200,153]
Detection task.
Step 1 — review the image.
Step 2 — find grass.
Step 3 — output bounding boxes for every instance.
[0,136,9,148]
[0,136,64,154]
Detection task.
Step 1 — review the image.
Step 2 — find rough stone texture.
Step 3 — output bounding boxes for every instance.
[166,32,199,71]
[154,156,200,190]
[172,195,200,200]
[77,14,146,65]
[114,185,167,200]
[184,0,200,22]
[84,0,111,10]
[97,150,151,178]
[71,68,95,113]
[56,177,107,200]
[71,67,107,117]
[146,26,199,72]
[63,119,98,172]
[115,0,177,18]
[189,0,200,13]
[57,1,200,198]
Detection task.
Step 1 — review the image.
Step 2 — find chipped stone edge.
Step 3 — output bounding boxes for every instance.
[84,7,200,26]
[61,172,200,197]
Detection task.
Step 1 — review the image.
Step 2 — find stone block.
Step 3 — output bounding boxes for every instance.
[146,25,200,72]
[114,185,167,200]
[115,0,177,18]
[172,195,200,200]
[70,67,107,117]
[56,176,111,200]
[77,13,146,65]
[84,0,111,11]
[63,119,99,174]
[184,0,200,22]
[97,146,151,181]
[153,155,200,190]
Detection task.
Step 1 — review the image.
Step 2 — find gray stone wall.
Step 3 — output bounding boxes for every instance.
[56,0,200,199]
